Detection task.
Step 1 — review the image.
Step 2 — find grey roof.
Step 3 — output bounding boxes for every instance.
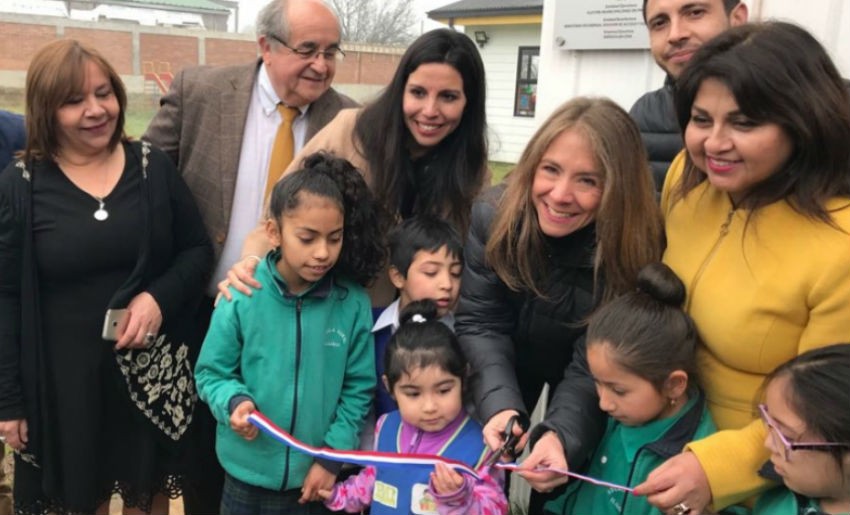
[111,0,230,13]
[427,0,542,18]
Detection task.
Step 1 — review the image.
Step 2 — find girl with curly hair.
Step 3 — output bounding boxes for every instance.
[195,153,386,515]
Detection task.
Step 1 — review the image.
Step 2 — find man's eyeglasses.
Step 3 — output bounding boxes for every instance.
[758,404,850,462]
[268,34,345,62]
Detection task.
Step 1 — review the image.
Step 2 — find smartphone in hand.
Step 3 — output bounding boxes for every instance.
[102,308,128,341]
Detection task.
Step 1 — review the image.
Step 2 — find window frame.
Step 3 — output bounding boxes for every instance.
[513,46,540,118]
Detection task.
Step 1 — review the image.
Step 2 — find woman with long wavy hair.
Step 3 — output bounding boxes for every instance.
[455,97,663,510]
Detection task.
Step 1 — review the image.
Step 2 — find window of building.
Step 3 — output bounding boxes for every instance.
[514,46,539,117]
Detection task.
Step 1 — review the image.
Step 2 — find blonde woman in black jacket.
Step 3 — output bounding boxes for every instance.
[455,97,662,508]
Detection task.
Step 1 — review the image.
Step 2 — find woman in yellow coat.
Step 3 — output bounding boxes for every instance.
[633,22,850,514]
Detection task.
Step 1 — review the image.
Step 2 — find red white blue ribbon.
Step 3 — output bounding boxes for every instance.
[248,411,634,492]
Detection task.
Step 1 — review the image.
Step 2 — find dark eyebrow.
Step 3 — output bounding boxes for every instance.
[418,259,450,267]
[647,12,668,24]
[594,376,624,389]
[681,1,710,12]
[405,81,462,95]
[295,226,343,235]
[398,384,420,391]
[769,412,804,438]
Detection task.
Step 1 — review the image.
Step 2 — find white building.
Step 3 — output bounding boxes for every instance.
[0,0,234,31]
[430,0,850,164]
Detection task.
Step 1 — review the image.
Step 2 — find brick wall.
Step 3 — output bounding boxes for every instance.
[140,33,198,75]
[204,38,257,67]
[0,15,403,87]
[0,22,55,72]
[65,27,133,74]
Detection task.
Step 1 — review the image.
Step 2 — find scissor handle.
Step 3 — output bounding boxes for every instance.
[501,412,531,458]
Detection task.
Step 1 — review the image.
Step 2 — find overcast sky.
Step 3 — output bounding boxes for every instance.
[237,0,457,35]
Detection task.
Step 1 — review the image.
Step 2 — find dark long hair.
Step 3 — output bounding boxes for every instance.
[354,28,488,233]
[673,22,850,222]
[269,152,388,286]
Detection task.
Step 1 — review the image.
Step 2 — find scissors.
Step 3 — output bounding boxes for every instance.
[481,412,531,469]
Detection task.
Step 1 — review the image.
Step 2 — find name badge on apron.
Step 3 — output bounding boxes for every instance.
[373,480,399,509]
[411,483,438,515]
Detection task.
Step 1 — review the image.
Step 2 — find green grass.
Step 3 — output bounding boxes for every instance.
[125,102,159,138]
[490,161,515,185]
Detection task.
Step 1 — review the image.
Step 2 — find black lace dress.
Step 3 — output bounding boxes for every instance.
[11,149,184,515]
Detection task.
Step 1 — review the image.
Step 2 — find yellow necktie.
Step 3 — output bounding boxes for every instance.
[266,104,300,201]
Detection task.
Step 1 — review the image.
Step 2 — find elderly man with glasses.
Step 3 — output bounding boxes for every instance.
[144,1,356,513]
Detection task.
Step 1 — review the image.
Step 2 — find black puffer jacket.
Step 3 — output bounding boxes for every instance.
[629,76,682,191]
[455,186,605,467]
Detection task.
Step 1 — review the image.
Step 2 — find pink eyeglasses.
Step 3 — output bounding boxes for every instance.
[758,404,850,462]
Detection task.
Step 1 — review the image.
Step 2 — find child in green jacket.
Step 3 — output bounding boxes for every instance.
[545,263,716,515]
[195,153,387,515]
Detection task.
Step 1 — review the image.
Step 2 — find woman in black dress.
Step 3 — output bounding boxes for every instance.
[0,40,212,515]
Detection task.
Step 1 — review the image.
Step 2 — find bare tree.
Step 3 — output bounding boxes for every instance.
[330,0,417,45]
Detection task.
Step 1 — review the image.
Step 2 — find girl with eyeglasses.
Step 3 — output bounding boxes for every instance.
[755,344,850,515]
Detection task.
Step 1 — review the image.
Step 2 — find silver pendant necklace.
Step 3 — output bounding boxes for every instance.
[93,196,108,221]
[56,152,114,222]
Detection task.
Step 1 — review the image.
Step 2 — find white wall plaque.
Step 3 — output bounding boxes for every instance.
[553,0,650,50]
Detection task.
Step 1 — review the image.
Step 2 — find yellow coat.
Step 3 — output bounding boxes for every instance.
[661,151,850,509]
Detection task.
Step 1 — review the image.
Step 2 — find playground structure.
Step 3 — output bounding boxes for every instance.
[143,61,173,97]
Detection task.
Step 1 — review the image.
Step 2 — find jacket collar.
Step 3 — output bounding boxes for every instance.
[263,248,334,300]
[643,387,708,459]
[544,222,596,267]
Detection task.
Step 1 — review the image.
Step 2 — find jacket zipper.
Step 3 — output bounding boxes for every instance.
[619,446,649,514]
[685,207,735,312]
[282,297,304,490]
[408,428,423,453]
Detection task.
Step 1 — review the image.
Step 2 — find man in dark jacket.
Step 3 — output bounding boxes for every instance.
[630,0,747,189]
[0,108,24,515]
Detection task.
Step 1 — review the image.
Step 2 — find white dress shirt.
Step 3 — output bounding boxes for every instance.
[208,65,309,294]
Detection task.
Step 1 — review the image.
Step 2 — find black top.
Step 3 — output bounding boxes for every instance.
[35,154,142,347]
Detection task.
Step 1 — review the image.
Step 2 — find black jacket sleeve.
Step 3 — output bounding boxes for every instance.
[455,194,526,422]
[529,335,605,470]
[0,164,23,420]
[144,147,213,322]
